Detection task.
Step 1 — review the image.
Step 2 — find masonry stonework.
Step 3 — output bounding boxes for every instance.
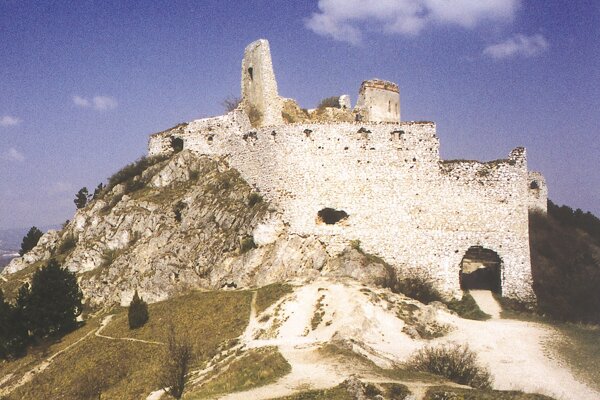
[149,39,546,302]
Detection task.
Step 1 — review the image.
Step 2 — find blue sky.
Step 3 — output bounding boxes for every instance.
[0,0,598,229]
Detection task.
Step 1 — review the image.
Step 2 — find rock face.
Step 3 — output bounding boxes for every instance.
[1,151,391,307]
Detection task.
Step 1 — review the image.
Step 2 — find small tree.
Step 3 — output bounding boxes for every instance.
[128,290,149,329]
[0,289,29,359]
[159,328,194,399]
[74,187,90,209]
[19,259,83,339]
[19,226,43,256]
[92,183,105,200]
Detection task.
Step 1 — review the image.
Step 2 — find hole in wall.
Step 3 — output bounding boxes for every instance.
[530,181,539,190]
[248,67,253,80]
[317,208,349,225]
[170,136,184,153]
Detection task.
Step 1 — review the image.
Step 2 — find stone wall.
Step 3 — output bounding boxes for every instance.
[355,79,401,122]
[528,171,548,213]
[149,119,537,301]
[240,39,283,126]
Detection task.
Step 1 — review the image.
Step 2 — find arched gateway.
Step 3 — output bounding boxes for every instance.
[459,246,502,294]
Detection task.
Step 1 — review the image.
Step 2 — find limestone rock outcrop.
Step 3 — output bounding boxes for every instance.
[1,151,391,307]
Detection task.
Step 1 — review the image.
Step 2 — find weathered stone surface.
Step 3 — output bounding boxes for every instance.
[146,40,548,303]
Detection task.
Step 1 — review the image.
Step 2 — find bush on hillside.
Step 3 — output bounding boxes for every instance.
[317,96,341,109]
[105,154,168,194]
[18,259,83,338]
[406,343,492,389]
[19,226,43,256]
[529,209,600,324]
[0,289,29,359]
[447,293,491,321]
[128,290,149,329]
[395,275,444,304]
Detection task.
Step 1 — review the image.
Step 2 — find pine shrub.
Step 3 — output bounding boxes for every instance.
[128,290,149,329]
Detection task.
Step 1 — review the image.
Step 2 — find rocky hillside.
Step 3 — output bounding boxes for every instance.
[0,150,392,307]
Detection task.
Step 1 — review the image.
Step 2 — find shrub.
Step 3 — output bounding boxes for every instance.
[128,290,149,329]
[248,192,263,207]
[57,234,77,255]
[446,293,491,321]
[19,226,43,256]
[173,201,186,222]
[240,236,256,254]
[396,275,444,304]
[159,327,194,399]
[317,96,341,109]
[17,259,83,339]
[105,155,168,194]
[406,343,492,389]
[222,96,241,112]
[74,187,90,209]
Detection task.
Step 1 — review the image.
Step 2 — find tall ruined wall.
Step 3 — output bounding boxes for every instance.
[150,120,535,301]
[528,171,548,213]
[240,39,283,126]
[355,80,401,122]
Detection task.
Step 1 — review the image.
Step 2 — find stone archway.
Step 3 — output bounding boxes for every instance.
[459,246,502,294]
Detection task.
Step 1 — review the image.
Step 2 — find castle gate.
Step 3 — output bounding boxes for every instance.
[459,246,502,294]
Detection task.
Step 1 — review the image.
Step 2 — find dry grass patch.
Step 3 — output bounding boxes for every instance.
[3,290,252,400]
[102,290,252,362]
[255,282,293,314]
[187,346,291,399]
[424,386,556,400]
[553,323,600,391]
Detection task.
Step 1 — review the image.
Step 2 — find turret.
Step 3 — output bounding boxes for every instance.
[355,79,400,123]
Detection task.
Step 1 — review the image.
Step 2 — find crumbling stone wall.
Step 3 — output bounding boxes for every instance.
[147,39,545,302]
[528,171,548,213]
[150,119,539,301]
[240,39,283,126]
[355,79,401,123]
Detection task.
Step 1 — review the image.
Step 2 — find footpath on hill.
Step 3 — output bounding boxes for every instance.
[211,279,600,400]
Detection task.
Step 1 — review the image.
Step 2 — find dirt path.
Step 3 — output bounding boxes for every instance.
[95,315,164,345]
[435,316,599,400]
[0,321,98,396]
[469,290,501,319]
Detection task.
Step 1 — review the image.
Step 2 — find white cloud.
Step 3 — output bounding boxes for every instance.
[73,95,118,111]
[305,0,520,44]
[48,181,74,195]
[73,95,91,108]
[483,33,549,59]
[92,96,118,111]
[3,148,25,162]
[0,115,21,127]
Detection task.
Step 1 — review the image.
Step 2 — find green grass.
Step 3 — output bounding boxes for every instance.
[187,346,291,399]
[3,290,253,400]
[424,386,555,400]
[552,323,600,391]
[255,283,293,314]
[446,293,491,321]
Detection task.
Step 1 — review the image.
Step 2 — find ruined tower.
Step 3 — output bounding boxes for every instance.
[355,79,401,123]
[240,39,283,126]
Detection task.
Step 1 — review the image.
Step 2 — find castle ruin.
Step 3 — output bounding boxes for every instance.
[149,39,547,302]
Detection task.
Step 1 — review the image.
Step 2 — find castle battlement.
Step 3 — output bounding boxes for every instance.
[148,39,547,302]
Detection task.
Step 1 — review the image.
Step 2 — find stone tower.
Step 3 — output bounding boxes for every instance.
[355,79,401,123]
[240,39,283,126]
